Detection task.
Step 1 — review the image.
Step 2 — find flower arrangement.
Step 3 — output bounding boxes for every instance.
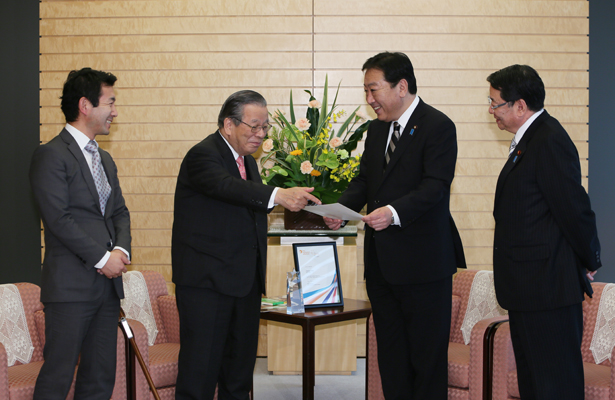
[260,76,371,204]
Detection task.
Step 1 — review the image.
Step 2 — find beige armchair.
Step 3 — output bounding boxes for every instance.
[492,282,615,400]
[0,282,127,400]
[124,270,180,400]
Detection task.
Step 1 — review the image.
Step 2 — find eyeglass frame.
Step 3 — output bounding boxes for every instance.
[232,117,271,134]
[487,96,511,110]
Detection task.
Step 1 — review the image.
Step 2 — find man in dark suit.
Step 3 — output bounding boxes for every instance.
[29,68,131,399]
[172,90,320,400]
[325,52,466,400]
[488,64,601,399]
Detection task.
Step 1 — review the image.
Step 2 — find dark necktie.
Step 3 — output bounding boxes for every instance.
[385,122,401,166]
[84,140,111,215]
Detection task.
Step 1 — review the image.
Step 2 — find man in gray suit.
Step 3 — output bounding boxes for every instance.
[30,68,131,399]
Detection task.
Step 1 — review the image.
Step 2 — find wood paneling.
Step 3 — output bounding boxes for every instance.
[40,0,590,358]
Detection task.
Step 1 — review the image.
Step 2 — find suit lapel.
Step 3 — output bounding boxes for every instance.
[215,132,243,179]
[494,111,549,208]
[245,155,260,183]
[60,129,102,213]
[100,151,114,217]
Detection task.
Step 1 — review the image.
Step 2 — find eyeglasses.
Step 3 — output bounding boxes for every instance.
[232,117,271,134]
[487,96,509,110]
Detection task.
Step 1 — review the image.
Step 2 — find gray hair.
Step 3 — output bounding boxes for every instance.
[217,90,267,128]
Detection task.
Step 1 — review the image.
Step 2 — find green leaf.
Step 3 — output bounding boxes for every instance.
[289,90,296,124]
[336,105,360,138]
[339,120,371,153]
[318,75,329,129]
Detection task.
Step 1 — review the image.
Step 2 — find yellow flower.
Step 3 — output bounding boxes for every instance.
[290,149,303,156]
[310,169,321,177]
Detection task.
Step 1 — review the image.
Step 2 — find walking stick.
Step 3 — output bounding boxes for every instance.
[119,309,162,400]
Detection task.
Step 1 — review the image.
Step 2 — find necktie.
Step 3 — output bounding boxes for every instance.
[508,138,517,157]
[385,122,401,166]
[236,156,247,180]
[84,140,111,215]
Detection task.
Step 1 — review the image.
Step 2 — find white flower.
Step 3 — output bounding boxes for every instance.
[296,118,311,131]
[300,161,313,174]
[356,110,368,122]
[308,99,321,108]
[329,137,342,148]
[262,138,273,152]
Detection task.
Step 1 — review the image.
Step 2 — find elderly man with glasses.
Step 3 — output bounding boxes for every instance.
[488,65,601,399]
[172,90,320,400]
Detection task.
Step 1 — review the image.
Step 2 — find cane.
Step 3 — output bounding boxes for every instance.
[119,309,162,400]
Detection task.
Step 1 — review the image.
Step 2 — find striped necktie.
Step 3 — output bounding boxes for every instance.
[385,122,401,166]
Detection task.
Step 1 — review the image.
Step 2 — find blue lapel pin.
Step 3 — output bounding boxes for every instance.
[512,150,521,163]
[409,126,416,135]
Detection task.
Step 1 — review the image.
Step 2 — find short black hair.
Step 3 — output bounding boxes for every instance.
[61,68,117,123]
[217,90,267,128]
[487,65,545,111]
[362,52,417,94]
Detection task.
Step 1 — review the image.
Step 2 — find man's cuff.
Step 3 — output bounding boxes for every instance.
[386,205,401,227]
[94,247,130,269]
[114,246,130,261]
[268,187,280,209]
[94,251,111,269]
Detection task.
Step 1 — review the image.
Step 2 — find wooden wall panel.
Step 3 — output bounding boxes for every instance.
[40,0,589,353]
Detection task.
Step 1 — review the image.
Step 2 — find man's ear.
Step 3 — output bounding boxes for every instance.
[224,117,235,134]
[515,99,529,116]
[397,79,409,98]
[78,97,90,116]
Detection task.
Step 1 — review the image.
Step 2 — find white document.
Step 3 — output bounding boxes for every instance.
[303,203,363,221]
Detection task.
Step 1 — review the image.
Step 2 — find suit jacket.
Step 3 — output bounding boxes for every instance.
[493,110,601,312]
[29,129,131,303]
[339,99,466,285]
[172,132,275,297]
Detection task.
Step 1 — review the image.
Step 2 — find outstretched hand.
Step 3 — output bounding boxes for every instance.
[275,187,321,212]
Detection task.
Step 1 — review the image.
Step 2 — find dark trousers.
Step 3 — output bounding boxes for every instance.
[34,278,119,400]
[509,303,584,400]
[366,244,452,400]
[175,276,261,400]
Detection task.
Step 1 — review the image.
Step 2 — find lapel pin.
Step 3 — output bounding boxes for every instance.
[517,150,521,155]
[409,126,417,135]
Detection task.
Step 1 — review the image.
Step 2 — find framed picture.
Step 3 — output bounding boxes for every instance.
[292,242,343,308]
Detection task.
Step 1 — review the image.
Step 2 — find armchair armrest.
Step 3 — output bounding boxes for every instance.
[490,321,515,400]
[609,345,615,400]
[468,315,509,400]
[34,310,45,350]
[125,318,151,400]
[0,342,10,400]
[158,295,179,343]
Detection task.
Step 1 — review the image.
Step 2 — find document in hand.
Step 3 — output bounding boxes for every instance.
[303,203,363,221]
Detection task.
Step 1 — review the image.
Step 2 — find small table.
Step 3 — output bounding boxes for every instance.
[260,298,372,400]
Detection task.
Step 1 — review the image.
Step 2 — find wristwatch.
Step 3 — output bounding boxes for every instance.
[390,215,395,225]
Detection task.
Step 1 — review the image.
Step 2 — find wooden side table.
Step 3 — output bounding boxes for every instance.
[260,299,372,400]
